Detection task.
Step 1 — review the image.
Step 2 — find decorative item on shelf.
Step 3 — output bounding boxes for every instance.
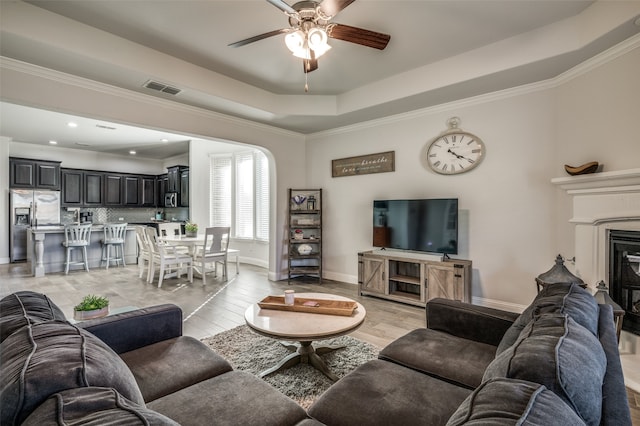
[564,161,599,176]
[307,195,316,210]
[297,244,313,255]
[185,222,198,237]
[293,229,304,240]
[74,294,109,320]
[292,194,307,210]
[535,254,585,293]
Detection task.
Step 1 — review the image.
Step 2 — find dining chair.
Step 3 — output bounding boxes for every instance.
[157,222,182,238]
[193,227,230,285]
[145,226,193,288]
[101,223,127,269]
[135,226,152,280]
[62,223,92,274]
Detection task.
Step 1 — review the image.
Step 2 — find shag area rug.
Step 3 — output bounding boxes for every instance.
[202,325,378,409]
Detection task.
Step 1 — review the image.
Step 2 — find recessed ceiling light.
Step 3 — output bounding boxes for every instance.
[49,140,57,145]
[67,122,78,128]
[161,138,169,143]
[635,16,640,27]
[129,150,137,155]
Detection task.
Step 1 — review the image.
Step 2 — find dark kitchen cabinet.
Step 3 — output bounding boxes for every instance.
[141,176,156,207]
[10,158,61,190]
[123,175,141,206]
[61,169,104,206]
[179,168,189,207]
[167,166,180,193]
[157,174,168,207]
[84,172,103,206]
[104,174,124,206]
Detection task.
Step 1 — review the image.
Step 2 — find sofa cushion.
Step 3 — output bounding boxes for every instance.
[483,313,606,426]
[120,335,233,402]
[22,387,179,426]
[496,283,598,354]
[446,378,586,425]
[308,359,472,426]
[148,370,309,426]
[379,328,497,389]
[1,320,144,426]
[0,291,66,342]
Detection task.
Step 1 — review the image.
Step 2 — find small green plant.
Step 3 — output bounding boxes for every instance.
[74,294,109,312]
[185,222,198,233]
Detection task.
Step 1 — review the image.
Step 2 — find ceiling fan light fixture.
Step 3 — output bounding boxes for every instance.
[285,30,305,54]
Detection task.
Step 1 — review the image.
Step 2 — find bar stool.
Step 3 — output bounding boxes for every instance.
[101,223,128,269]
[62,223,92,274]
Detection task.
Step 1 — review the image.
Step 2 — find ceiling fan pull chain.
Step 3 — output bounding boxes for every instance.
[304,71,309,92]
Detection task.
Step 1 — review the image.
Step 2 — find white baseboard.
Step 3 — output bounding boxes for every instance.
[471,296,527,313]
[0,257,10,265]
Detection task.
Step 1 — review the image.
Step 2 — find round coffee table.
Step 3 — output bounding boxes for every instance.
[244,292,366,381]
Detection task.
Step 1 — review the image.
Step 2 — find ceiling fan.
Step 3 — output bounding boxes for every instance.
[228,0,391,76]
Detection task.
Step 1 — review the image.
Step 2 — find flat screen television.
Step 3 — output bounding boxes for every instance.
[373,198,458,254]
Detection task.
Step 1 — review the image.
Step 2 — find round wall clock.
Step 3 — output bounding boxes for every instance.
[426,117,485,175]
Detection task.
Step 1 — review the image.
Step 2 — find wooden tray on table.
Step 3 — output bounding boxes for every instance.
[258,296,357,316]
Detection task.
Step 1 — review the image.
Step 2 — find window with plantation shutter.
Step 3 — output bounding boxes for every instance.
[210,150,269,241]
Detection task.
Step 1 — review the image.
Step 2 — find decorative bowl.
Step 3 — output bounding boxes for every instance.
[297,244,313,255]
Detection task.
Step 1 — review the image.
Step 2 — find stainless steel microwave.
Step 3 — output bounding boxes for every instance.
[165,192,178,208]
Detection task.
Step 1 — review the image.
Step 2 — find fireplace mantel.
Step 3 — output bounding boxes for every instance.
[552,168,640,194]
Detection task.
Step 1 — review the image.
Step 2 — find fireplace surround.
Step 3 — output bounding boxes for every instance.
[553,167,640,390]
[609,230,640,335]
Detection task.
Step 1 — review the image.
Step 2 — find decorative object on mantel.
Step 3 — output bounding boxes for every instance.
[593,280,625,341]
[425,117,486,175]
[564,161,599,176]
[535,254,586,293]
[73,294,109,320]
[185,222,198,237]
[332,151,395,178]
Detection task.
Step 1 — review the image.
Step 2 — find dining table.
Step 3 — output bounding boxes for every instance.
[158,234,240,276]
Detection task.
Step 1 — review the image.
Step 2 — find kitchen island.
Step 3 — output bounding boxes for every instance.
[28,224,138,277]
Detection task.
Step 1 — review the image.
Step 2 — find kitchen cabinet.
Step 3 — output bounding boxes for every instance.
[123,175,140,206]
[167,166,184,193]
[61,169,104,207]
[179,168,189,207]
[157,174,168,207]
[10,158,61,190]
[104,174,124,206]
[141,176,156,207]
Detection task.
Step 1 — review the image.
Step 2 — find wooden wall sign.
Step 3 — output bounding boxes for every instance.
[332,151,395,178]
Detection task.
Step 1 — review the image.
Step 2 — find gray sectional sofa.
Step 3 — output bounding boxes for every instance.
[1,283,632,425]
[0,291,314,426]
[307,283,632,425]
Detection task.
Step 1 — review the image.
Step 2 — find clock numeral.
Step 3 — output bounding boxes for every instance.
[452,135,457,143]
[433,160,441,167]
[472,148,481,153]
[443,137,450,144]
[428,153,437,158]
[442,164,448,171]
[467,158,475,164]
[467,140,475,146]
[450,164,456,172]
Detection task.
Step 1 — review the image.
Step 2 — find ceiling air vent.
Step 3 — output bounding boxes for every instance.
[143,80,182,95]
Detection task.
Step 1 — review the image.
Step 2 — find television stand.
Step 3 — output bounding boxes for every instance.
[358,250,471,308]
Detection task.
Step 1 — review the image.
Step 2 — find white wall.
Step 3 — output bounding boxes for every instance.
[0,138,11,263]
[306,43,640,308]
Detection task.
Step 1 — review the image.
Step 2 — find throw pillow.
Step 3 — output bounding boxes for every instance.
[446,377,586,425]
[0,291,66,342]
[496,283,598,354]
[1,320,144,426]
[483,313,606,426]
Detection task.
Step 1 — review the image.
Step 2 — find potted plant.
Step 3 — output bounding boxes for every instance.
[74,294,109,320]
[185,222,198,237]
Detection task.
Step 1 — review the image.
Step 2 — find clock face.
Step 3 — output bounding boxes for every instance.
[426,131,485,175]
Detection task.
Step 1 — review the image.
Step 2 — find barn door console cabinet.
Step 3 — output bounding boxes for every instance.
[358,250,471,307]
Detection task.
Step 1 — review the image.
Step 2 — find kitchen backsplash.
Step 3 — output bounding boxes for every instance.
[61,207,190,224]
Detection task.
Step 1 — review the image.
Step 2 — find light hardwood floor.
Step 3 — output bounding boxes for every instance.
[1,261,638,424]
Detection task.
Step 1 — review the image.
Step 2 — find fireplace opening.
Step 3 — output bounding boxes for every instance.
[609,230,640,336]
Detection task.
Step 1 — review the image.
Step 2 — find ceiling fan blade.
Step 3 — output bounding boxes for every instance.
[327,23,390,50]
[228,28,290,48]
[266,0,297,15]
[319,0,356,17]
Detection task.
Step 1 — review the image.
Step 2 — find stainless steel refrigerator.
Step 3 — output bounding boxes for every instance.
[10,189,61,262]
